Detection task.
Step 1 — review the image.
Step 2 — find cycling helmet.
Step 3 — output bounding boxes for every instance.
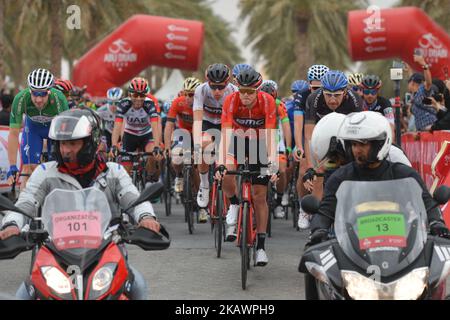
[236,67,263,88]
[27,68,54,90]
[106,87,124,102]
[337,111,392,163]
[321,70,348,92]
[205,63,231,83]
[232,63,252,78]
[128,77,149,94]
[347,73,365,87]
[162,100,172,114]
[54,79,73,95]
[291,80,309,94]
[183,77,201,92]
[307,65,330,82]
[259,80,278,98]
[311,112,346,162]
[49,108,101,167]
[361,74,382,89]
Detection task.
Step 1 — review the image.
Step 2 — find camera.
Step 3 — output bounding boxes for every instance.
[390,61,403,81]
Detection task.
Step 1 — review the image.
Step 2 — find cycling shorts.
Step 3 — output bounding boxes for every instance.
[21,117,54,165]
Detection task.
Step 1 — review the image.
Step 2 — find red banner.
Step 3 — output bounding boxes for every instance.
[72,15,204,97]
[348,7,450,79]
[402,131,450,227]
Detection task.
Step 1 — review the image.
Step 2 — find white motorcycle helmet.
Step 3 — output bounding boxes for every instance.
[311,112,346,162]
[337,111,392,163]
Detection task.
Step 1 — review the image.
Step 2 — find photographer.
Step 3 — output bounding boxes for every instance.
[429,79,450,131]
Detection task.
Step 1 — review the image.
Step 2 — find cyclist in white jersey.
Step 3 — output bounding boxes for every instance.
[192,63,238,213]
[97,87,123,152]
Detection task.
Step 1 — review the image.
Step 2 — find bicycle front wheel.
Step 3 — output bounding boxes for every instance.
[183,167,194,234]
[240,202,249,290]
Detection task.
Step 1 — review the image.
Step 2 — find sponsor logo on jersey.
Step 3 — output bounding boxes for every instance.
[235,118,265,128]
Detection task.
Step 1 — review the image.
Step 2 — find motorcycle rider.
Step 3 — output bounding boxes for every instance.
[307,111,450,247]
[0,108,160,300]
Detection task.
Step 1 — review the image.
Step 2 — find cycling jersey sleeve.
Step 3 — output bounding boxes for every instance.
[192,84,204,112]
[144,99,159,122]
[265,94,277,129]
[167,98,180,122]
[278,101,290,123]
[221,94,234,128]
[304,92,317,124]
[293,92,305,116]
[9,91,26,128]
[115,99,131,123]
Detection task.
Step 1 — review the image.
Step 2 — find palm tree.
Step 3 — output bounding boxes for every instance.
[240,0,367,96]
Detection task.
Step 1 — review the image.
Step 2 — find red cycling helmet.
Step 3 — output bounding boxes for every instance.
[128,77,149,94]
[54,79,74,94]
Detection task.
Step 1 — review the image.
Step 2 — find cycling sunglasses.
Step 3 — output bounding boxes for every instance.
[184,91,195,97]
[239,87,258,95]
[130,92,147,98]
[310,85,322,91]
[208,83,227,91]
[363,88,378,95]
[352,86,362,92]
[323,91,344,98]
[31,90,49,97]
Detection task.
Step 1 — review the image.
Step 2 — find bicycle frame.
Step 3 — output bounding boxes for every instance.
[236,180,257,247]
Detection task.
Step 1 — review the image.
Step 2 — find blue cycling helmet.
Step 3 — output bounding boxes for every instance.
[162,100,172,114]
[232,63,252,78]
[291,80,309,94]
[321,70,348,92]
[106,87,123,102]
[307,65,330,82]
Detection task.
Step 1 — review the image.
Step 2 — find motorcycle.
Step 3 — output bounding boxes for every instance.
[0,182,170,300]
[299,178,450,300]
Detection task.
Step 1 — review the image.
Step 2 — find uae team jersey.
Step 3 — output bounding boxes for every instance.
[115,97,159,136]
[167,96,194,132]
[222,91,277,139]
[193,82,238,125]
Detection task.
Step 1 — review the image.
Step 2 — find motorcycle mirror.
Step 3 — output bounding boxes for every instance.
[124,182,164,211]
[0,194,33,220]
[433,185,450,205]
[301,195,320,214]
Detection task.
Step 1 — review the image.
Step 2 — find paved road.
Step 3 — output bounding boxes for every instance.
[0,201,310,299]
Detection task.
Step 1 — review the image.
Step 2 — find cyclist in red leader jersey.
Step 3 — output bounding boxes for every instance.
[215,67,278,267]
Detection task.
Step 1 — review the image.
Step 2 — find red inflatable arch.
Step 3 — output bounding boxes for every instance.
[72,15,204,97]
[348,7,450,79]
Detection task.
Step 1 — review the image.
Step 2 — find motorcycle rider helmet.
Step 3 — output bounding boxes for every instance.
[311,112,347,162]
[337,111,392,164]
[49,108,101,167]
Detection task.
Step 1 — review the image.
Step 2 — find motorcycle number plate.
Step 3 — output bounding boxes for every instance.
[52,211,102,251]
[357,213,407,250]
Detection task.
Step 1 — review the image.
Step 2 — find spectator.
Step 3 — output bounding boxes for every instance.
[407,55,437,131]
[0,93,13,126]
[430,79,450,131]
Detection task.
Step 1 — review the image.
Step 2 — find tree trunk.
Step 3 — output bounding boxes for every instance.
[0,0,5,87]
[50,0,63,77]
[294,13,313,79]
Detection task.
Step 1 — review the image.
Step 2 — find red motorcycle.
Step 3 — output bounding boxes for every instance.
[0,183,170,300]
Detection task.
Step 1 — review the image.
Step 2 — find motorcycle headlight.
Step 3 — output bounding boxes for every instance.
[88,263,117,299]
[41,266,72,295]
[342,268,428,300]
[341,270,379,300]
[393,267,428,300]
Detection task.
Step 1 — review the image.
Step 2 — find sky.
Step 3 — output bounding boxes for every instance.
[211,0,399,65]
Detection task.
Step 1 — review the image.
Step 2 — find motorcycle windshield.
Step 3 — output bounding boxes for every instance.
[334,178,428,277]
[41,188,112,256]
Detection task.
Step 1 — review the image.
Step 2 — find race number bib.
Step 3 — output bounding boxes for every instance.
[52,211,102,251]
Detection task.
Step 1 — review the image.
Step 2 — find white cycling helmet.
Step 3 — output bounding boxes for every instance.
[337,111,392,163]
[311,112,346,161]
[27,68,54,91]
[106,87,124,102]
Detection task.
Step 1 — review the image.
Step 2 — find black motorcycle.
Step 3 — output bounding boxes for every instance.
[299,178,450,300]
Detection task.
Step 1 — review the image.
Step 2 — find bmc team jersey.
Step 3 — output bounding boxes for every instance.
[167,96,194,132]
[115,97,159,136]
[222,91,277,139]
[10,88,68,128]
[363,96,395,125]
[304,89,363,124]
[193,82,238,125]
